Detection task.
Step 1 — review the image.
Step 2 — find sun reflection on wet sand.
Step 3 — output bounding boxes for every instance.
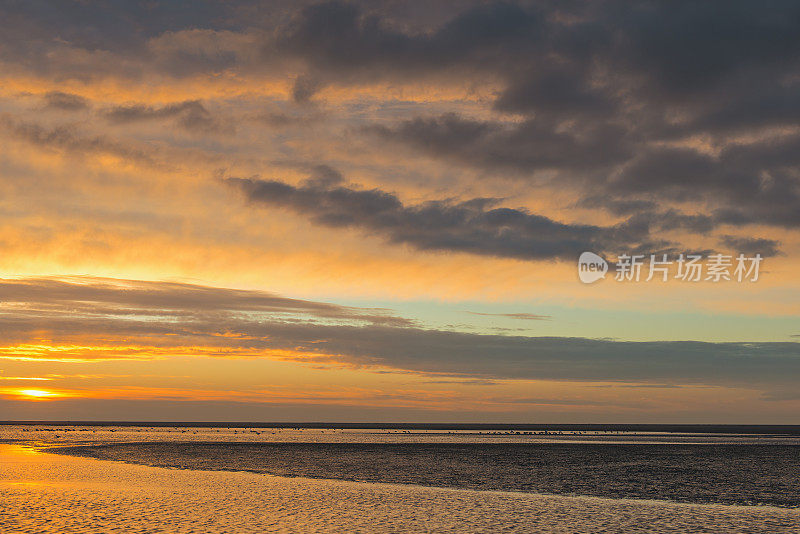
[0,444,80,489]
[5,444,41,455]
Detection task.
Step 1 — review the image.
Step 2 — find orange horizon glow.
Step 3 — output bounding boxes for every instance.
[14,389,59,400]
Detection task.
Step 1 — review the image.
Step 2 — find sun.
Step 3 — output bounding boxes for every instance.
[18,389,57,399]
[0,387,66,400]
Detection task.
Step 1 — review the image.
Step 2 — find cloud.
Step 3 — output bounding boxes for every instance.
[1,277,799,398]
[368,113,632,173]
[464,312,550,321]
[0,1,254,79]
[0,115,162,168]
[225,168,667,261]
[284,328,800,394]
[291,74,324,103]
[43,91,90,111]
[275,1,800,121]
[272,1,800,238]
[719,236,781,258]
[609,143,800,228]
[276,1,545,79]
[2,0,798,253]
[0,276,411,327]
[102,100,221,132]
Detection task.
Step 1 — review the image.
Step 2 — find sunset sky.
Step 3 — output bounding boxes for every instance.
[1,0,799,423]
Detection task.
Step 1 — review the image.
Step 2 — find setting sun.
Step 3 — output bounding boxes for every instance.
[17,389,57,399]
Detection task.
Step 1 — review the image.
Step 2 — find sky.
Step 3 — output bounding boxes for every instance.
[0,0,799,423]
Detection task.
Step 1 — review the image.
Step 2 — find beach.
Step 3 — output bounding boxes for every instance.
[2,2,799,531]
[2,440,799,533]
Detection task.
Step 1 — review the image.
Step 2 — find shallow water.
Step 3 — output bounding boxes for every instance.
[2,443,799,533]
[4,424,800,446]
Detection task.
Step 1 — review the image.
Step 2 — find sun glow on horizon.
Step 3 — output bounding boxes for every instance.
[17,389,58,399]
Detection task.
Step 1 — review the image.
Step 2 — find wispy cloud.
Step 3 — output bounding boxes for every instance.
[102,100,223,132]
[1,277,798,400]
[464,312,551,321]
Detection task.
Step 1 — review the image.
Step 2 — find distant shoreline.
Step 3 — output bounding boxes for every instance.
[3,421,800,434]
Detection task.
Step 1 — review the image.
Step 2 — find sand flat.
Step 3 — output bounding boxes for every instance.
[1,444,799,533]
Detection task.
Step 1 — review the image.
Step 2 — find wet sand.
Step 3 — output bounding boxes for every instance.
[51,441,800,507]
[1,444,799,533]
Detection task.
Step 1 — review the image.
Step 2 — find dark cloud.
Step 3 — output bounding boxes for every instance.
[421,378,500,386]
[103,100,221,132]
[43,91,89,111]
[578,197,657,217]
[1,277,799,397]
[719,236,781,258]
[0,1,253,78]
[275,1,800,115]
[254,110,324,127]
[611,1,800,98]
[291,74,324,103]
[620,210,715,236]
[372,113,798,239]
[677,85,800,135]
[492,63,619,119]
[562,204,713,244]
[610,141,800,230]
[225,169,666,261]
[271,1,800,239]
[276,1,544,79]
[0,115,162,168]
[369,113,632,173]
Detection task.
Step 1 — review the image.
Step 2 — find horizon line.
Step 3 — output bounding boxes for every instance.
[3,421,800,434]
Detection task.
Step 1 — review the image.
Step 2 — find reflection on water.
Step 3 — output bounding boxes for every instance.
[5,443,40,455]
[1,443,800,533]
